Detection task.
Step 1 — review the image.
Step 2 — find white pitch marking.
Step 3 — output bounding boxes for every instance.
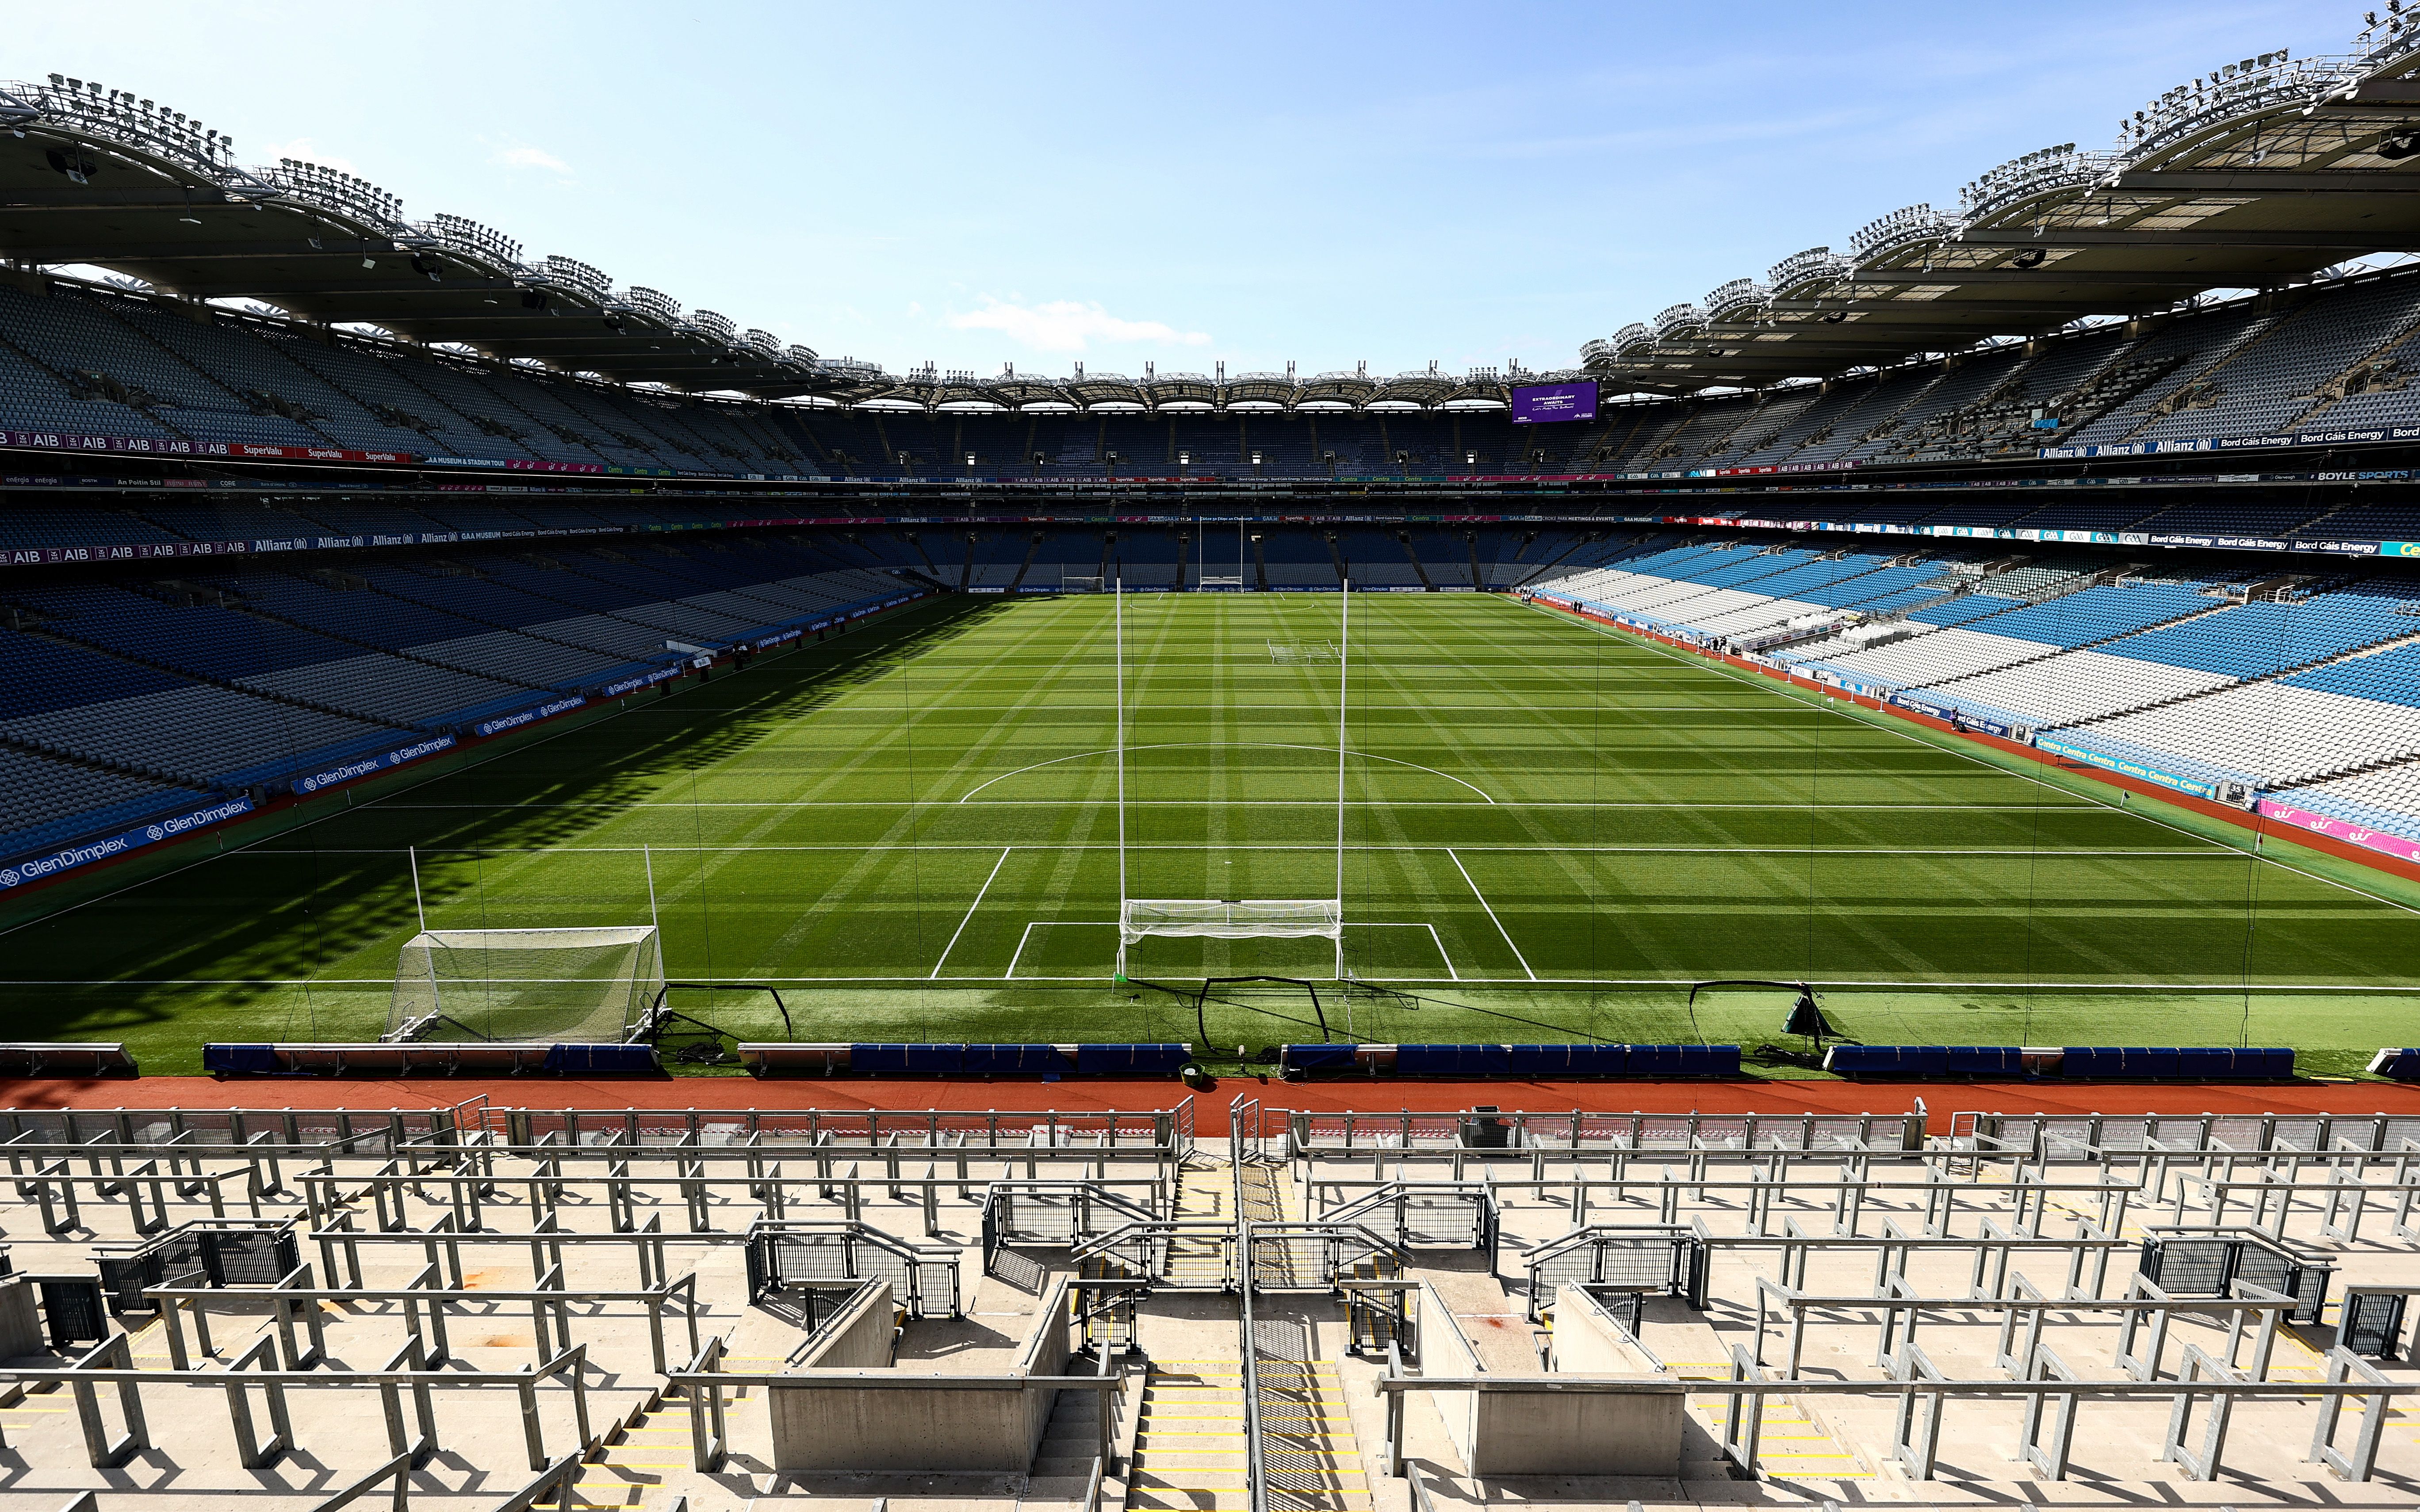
[930,847,1012,979]
[955,742,1496,805]
[1003,919,1119,979]
[1445,847,1535,981]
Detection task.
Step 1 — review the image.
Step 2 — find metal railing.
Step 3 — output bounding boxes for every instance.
[1232,1143,1268,1512]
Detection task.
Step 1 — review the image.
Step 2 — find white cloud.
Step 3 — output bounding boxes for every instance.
[258,138,359,174]
[491,142,572,175]
[946,298,1209,354]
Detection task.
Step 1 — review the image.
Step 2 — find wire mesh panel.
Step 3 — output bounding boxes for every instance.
[2343,1291,2408,1357]
[2140,1233,2333,1323]
[387,926,664,1043]
[1119,899,1343,943]
[2141,1237,2232,1294]
[746,1226,959,1317]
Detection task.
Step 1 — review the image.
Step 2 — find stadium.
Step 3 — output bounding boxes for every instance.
[0,9,2418,1511]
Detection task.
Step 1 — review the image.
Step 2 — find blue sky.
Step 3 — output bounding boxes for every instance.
[21,1,2335,380]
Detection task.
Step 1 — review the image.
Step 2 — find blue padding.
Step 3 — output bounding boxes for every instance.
[1827,1044,2026,1077]
[1568,1045,1631,1076]
[1503,1044,1629,1076]
[851,1044,911,1074]
[903,1044,965,1074]
[1073,1043,1191,1075]
[1676,1045,1741,1076]
[959,1044,1065,1075]
[1282,1044,1358,1071]
[2378,1050,2420,1082]
[1398,1044,1513,1076]
[2058,1047,2125,1077]
[1945,1046,2024,1076]
[2175,1048,2236,1078]
[2243,1048,2296,1078]
[2133,1048,2183,1079]
[1627,1044,1689,1075]
[204,1044,279,1075]
[542,1043,656,1073]
[1824,1046,1896,1075]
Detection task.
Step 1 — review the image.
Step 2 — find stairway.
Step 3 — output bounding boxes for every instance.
[1126,1354,1370,1510]
[1163,1158,1237,1287]
[1129,1358,1251,1509]
[1255,1353,1371,1510]
[1030,1384,1114,1508]
[571,1382,706,1509]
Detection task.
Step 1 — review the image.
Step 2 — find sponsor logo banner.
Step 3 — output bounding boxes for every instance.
[0,795,256,889]
[2041,423,2420,461]
[1888,693,2032,742]
[295,735,458,794]
[2256,799,2420,865]
[598,664,692,698]
[0,430,413,464]
[2033,735,2221,801]
[471,697,586,739]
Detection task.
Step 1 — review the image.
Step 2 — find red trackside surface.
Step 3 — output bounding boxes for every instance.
[3,1076,2417,1135]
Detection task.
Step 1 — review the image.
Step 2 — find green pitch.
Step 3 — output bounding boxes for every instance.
[4,591,2418,1075]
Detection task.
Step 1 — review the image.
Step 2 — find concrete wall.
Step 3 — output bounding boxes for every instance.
[1423,1285,1686,1478]
[1418,1284,1482,1467]
[767,1278,1073,1474]
[0,1278,43,1358]
[1469,1385,1684,1477]
[1551,1286,1665,1375]
[792,1281,895,1371]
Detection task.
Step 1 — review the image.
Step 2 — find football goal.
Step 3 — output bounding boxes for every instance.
[1112,577,1351,978]
[384,926,666,1044]
[1061,575,1105,593]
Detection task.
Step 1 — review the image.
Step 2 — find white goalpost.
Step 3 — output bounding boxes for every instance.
[1114,577,1350,978]
[384,925,666,1044]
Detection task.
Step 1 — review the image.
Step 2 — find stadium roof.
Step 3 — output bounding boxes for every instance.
[0,76,1567,413]
[1580,14,2420,394]
[10,13,2420,411]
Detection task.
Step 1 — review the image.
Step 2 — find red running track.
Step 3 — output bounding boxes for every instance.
[4,1076,2417,1135]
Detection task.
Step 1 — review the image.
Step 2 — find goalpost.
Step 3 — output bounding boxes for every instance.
[384,925,666,1044]
[1115,576,1350,978]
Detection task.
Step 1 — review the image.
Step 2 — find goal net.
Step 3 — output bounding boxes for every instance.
[1061,575,1105,593]
[384,926,666,1043]
[1120,899,1343,945]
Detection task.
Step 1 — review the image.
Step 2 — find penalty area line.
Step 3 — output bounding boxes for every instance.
[930,846,1012,980]
[1445,847,1535,981]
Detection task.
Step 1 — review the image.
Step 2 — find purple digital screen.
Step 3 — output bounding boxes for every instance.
[1510,381,1598,424]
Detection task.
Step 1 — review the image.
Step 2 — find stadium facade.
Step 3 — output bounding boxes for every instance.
[4,14,2420,885]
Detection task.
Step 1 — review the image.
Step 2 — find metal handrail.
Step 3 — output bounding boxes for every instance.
[1233,1145,1268,1512]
